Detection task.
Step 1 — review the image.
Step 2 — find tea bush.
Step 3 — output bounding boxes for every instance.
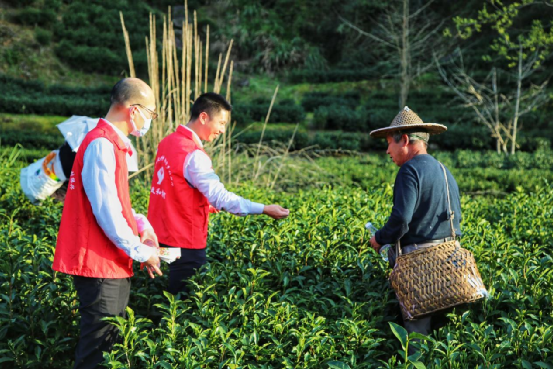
[288,68,379,84]
[301,92,360,112]
[0,75,109,117]
[1,144,552,368]
[233,103,306,124]
[312,105,366,132]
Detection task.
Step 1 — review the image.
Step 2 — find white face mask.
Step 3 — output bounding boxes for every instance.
[130,108,152,137]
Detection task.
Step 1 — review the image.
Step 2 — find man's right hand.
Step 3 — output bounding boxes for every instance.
[143,254,163,279]
[263,205,290,219]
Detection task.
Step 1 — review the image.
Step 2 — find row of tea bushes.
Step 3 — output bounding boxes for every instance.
[1,145,552,368]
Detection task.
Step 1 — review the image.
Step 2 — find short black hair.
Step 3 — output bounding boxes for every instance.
[190,92,232,120]
[110,78,149,107]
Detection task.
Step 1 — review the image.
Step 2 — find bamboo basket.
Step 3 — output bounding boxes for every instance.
[389,240,486,320]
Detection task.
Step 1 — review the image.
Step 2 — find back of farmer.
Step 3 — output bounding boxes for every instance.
[148,92,290,297]
[368,106,462,354]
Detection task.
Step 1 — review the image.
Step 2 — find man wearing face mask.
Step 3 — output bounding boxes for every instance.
[147,92,290,298]
[53,78,163,369]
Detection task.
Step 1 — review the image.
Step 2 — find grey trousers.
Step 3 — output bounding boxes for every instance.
[72,276,130,369]
[401,242,437,355]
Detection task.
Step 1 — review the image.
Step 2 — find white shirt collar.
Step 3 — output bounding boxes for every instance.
[103,118,132,148]
[181,124,203,148]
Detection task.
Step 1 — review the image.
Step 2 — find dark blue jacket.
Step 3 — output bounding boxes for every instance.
[375,154,462,246]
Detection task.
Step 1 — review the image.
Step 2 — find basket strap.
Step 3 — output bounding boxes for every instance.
[439,162,456,240]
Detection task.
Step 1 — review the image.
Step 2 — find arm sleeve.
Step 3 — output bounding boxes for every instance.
[184,150,265,216]
[82,138,155,262]
[376,166,418,245]
[133,209,153,233]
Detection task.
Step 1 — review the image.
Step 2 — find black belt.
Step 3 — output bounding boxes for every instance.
[421,237,455,244]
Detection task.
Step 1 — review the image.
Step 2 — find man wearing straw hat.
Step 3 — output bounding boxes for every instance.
[368,107,462,346]
[147,92,290,298]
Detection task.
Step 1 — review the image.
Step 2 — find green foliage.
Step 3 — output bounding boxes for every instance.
[13,7,56,28]
[309,131,365,151]
[0,75,109,117]
[301,92,360,112]
[452,0,553,68]
[233,103,306,124]
[233,127,309,151]
[1,145,553,368]
[35,28,53,46]
[312,105,367,132]
[4,0,34,7]
[289,69,378,84]
[46,1,161,75]
[0,130,63,150]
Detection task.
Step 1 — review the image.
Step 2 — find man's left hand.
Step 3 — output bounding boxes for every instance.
[141,228,159,248]
[370,236,381,252]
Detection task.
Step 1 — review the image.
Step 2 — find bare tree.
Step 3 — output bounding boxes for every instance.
[435,49,550,154]
[339,0,447,108]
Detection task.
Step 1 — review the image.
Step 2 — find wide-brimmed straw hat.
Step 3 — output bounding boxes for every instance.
[369,106,447,138]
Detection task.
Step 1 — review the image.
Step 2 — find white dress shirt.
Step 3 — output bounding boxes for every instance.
[81,120,154,263]
[182,125,265,216]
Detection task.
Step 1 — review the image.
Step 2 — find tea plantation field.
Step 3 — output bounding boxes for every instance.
[0,145,552,368]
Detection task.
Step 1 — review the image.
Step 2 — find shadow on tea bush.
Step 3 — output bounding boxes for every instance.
[313,105,365,132]
[233,103,306,124]
[232,128,309,150]
[13,7,56,27]
[308,131,362,151]
[35,28,53,46]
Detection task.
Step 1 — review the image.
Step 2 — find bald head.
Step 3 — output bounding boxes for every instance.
[110,78,155,108]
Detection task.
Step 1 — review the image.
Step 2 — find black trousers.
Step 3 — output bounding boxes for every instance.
[72,276,130,369]
[162,245,206,298]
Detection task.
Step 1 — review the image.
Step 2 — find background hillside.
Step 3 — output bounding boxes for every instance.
[1,0,553,152]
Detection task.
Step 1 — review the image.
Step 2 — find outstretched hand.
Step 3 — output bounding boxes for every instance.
[263,205,290,219]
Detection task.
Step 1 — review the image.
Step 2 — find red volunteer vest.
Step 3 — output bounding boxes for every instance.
[147,126,210,249]
[53,119,138,278]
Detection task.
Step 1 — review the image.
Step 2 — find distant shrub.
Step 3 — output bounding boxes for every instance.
[288,68,378,84]
[301,95,359,112]
[365,108,391,130]
[4,0,34,7]
[308,131,362,151]
[35,28,53,46]
[233,104,305,124]
[14,7,56,27]
[438,124,493,151]
[312,105,365,132]
[0,75,110,117]
[0,129,63,150]
[232,128,309,150]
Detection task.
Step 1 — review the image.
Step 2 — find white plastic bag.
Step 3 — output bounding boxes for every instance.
[56,116,138,171]
[20,151,65,204]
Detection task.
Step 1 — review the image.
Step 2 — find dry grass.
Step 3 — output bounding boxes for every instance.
[122,2,320,189]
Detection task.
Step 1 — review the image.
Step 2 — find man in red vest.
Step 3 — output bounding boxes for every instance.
[53,78,163,369]
[148,92,289,297]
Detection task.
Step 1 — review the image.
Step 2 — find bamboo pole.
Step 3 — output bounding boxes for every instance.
[121,2,234,175]
[216,40,233,93]
[214,53,222,93]
[119,13,135,78]
[205,25,209,93]
[194,11,199,100]
[226,61,234,183]
[254,85,279,179]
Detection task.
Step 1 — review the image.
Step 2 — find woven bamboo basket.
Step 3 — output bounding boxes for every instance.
[389,240,486,320]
